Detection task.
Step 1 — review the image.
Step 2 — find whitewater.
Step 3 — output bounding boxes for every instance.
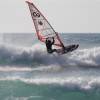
[0,33,100,100]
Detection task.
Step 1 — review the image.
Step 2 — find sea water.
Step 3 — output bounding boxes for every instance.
[0,33,100,100]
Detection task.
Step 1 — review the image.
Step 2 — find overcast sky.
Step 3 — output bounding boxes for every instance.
[0,0,100,33]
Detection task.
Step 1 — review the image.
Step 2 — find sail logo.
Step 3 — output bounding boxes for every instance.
[33,12,40,17]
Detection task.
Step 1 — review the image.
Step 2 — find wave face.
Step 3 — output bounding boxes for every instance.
[0,43,100,68]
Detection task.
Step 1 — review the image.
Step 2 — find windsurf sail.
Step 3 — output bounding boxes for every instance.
[26,1,64,48]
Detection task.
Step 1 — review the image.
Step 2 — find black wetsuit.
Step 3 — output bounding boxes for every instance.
[45,38,57,53]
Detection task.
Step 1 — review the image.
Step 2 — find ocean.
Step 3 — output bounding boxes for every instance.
[0,33,100,100]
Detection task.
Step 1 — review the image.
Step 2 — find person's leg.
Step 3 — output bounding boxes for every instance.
[50,49,57,53]
[47,49,58,53]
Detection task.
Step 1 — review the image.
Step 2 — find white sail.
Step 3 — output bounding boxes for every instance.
[26,1,64,47]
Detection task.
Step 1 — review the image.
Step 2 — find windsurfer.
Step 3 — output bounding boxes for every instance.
[45,37,57,53]
[26,1,79,54]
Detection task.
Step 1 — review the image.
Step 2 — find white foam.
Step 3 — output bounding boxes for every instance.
[6,95,42,100]
[0,65,61,72]
[1,75,100,90]
[0,67,32,72]
[1,44,100,91]
[0,43,100,67]
[30,45,100,67]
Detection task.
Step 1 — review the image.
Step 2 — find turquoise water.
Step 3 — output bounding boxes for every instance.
[1,80,100,100]
[0,81,96,100]
[0,33,100,100]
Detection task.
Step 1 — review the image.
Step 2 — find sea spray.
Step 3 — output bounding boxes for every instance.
[0,44,100,67]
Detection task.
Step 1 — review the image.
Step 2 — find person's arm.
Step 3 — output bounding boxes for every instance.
[52,37,55,44]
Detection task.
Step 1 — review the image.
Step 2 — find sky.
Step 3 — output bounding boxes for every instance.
[0,0,100,33]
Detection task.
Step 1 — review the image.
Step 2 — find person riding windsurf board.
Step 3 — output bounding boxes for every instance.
[26,1,79,54]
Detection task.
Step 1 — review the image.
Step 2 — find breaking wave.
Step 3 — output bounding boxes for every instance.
[1,74,100,90]
[0,43,100,68]
[0,43,100,91]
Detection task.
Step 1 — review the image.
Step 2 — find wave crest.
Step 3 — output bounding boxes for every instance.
[0,44,100,67]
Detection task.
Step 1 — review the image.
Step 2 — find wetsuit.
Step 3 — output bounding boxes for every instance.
[45,38,57,53]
